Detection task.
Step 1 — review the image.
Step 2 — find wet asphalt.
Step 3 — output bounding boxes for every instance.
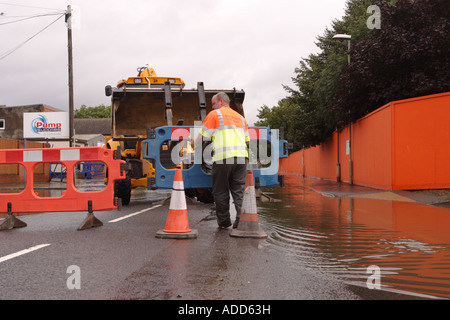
[0,180,428,302]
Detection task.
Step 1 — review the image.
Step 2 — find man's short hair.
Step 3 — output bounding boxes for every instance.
[214,92,230,104]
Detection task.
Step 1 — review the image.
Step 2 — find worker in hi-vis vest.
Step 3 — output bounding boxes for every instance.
[194,92,250,229]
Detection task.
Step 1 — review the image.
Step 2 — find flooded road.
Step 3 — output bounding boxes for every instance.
[257,175,450,299]
[2,173,450,300]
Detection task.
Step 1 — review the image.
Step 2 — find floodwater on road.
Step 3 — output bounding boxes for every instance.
[3,173,450,300]
[257,175,450,299]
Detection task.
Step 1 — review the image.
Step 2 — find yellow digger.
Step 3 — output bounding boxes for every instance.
[104,65,245,205]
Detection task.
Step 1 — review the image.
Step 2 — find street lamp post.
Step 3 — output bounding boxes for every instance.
[333,34,351,63]
[332,34,352,184]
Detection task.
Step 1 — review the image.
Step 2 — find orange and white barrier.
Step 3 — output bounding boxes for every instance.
[0,147,125,231]
[156,165,198,239]
[230,170,267,239]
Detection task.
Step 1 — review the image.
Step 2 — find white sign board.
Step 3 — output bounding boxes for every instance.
[23,112,69,139]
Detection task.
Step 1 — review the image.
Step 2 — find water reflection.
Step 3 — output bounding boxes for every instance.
[258,175,450,299]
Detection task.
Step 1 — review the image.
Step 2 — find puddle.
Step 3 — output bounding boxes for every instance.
[258,175,450,299]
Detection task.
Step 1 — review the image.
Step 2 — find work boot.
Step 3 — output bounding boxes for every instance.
[233,218,239,229]
[218,221,232,229]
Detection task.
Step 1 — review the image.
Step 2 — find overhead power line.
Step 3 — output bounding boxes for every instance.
[0,12,65,61]
[0,12,65,26]
[0,2,62,11]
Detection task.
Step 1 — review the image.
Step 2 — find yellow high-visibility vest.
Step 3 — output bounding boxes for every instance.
[200,106,250,162]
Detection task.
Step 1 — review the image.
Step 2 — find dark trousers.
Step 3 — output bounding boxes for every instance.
[212,158,247,226]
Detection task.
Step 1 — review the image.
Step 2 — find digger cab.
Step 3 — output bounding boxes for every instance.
[115,65,186,90]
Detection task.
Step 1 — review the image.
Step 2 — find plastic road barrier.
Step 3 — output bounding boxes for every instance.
[0,147,125,231]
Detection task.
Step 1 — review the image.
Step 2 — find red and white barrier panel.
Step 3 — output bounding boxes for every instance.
[0,147,125,231]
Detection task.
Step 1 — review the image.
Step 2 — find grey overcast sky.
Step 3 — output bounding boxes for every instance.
[0,0,348,125]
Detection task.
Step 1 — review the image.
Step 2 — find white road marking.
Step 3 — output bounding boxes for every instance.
[0,244,51,264]
[108,204,162,223]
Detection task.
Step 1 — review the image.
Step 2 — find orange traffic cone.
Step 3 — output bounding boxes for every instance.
[156,165,198,239]
[230,170,267,239]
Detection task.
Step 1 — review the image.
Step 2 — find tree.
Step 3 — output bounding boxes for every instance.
[331,0,450,125]
[258,0,380,149]
[74,104,111,118]
[257,0,449,150]
[255,99,304,151]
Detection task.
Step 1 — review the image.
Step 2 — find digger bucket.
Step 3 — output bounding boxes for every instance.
[109,82,245,137]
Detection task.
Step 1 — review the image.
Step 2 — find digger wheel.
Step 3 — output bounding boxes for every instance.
[115,174,131,205]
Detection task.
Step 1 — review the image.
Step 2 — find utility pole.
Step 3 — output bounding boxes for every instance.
[66,5,74,147]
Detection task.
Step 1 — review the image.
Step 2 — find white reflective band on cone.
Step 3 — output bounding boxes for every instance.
[241,185,257,213]
[169,190,187,210]
[172,180,184,190]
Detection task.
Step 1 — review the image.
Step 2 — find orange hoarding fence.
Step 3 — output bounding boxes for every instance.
[0,147,125,231]
[391,93,450,190]
[279,92,450,191]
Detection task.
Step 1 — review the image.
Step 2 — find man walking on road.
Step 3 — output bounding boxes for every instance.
[195,92,250,229]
